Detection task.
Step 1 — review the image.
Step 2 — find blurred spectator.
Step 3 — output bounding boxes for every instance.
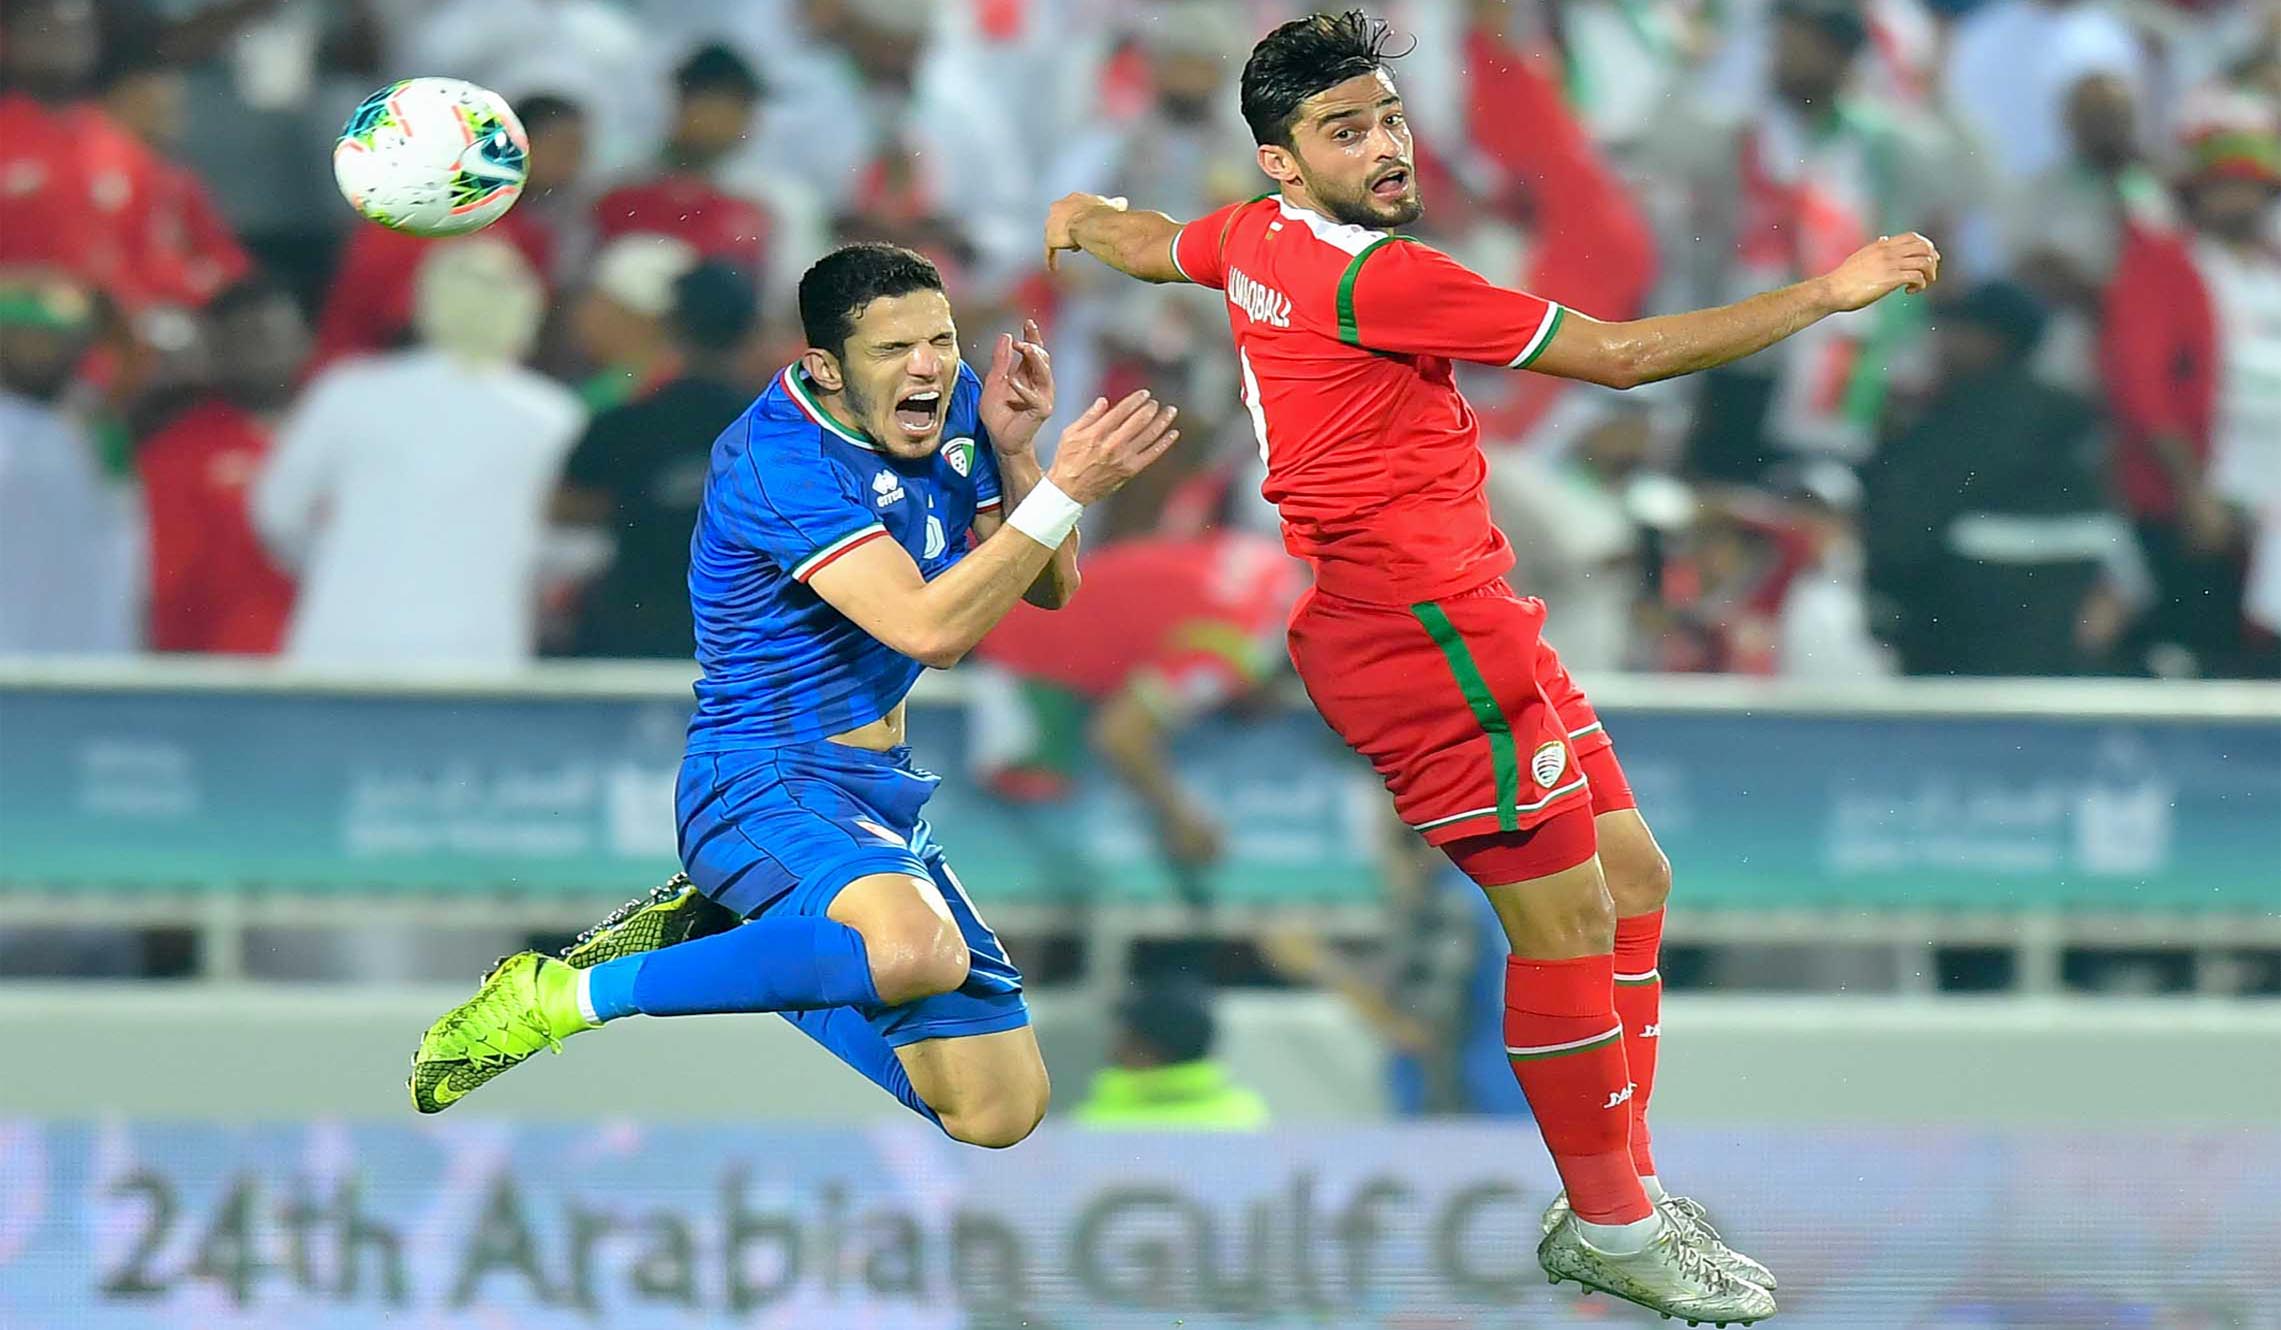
[312,94,584,368]
[556,260,758,658]
[1869,281,2133,675]
[94,18,252,313]
[137,277,306,654]
[1488,397,1659,672]
[2103,116,2281,675]
[567,233,701,410]
[1763,460,1893,677]
[592,45,772,278]
[971,527,1303,883]
[1430,25,1660,445]
[0,272,144,654]
[1048,3,1256,223]
[2005,72,2174,394]
[1650,486,1829,674]
[1653,0,1966,478]
[708,0,1032,285]
[1945,0,2148,182]
[385,0,663,181]
[254,239,584,666]
[1075,978,1269,1130]
[0,0,235,320]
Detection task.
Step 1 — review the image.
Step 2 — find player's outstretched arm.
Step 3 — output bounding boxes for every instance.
[807,391,1179,668]
[1529,233,1942,389]
[1045,192,1188,283]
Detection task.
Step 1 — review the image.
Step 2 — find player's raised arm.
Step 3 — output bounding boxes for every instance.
[1045,192,1193,285]
[971,321,1082,609]
[1528,233,1942,389]
[807,391,1179,667]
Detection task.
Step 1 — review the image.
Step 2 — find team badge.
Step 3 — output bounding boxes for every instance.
[1532,741,1567,789]
[943,437,975,478]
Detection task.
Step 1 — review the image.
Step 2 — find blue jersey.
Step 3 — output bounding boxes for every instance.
[686,362,1003,749]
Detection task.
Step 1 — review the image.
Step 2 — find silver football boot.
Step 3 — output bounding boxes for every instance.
[1539,1211,1777,1325]
[1541,1189,1779,1291]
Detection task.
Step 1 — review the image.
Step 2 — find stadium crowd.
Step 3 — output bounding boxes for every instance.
[2,0,2278,681]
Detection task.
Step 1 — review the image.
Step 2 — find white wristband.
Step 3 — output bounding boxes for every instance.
[1005,477,1083,549]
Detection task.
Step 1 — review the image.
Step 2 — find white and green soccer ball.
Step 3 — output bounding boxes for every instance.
[333,77,528,237]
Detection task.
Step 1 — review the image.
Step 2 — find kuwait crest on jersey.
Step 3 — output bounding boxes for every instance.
[943,437,975,478]
[1532,741,1567,789]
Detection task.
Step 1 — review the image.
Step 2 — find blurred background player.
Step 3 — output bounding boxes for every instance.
[1075,976,1270,1129]
[1047,10,1942,1320]
[407,245,1181,1149]
[969,514,1302,892]
[555,258,761,659]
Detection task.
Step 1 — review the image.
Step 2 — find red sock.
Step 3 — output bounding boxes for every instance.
[1503,953,1651,1224]
[1614,909,1665,1179]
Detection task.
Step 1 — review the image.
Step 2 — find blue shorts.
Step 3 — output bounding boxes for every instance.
[675,741,1028,1048]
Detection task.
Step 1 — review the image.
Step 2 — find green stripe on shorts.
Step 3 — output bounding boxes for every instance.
[1411,601,1521,832]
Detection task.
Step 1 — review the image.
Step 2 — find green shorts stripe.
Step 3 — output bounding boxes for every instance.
[1411,601,1521,832]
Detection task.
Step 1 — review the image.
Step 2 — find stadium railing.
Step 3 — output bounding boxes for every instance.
[3,656,2276,991]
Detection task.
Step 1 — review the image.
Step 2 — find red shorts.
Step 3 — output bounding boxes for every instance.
[1289,579,1637,882]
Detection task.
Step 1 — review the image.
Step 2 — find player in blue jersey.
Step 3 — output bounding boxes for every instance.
[408,244,1181,1145]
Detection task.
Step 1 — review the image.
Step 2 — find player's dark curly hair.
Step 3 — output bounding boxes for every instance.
[1239,10,1411,147]
[798,243,944,359]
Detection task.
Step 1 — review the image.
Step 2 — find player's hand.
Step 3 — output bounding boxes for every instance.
[1045,388,1178,504]
[1044,192,1127,273]
[1819,232,1941,311]
[979,319,1054,455]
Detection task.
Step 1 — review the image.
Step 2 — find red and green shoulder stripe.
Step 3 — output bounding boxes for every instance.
[1330,234,1566,369]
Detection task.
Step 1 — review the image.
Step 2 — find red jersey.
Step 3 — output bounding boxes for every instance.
[978,530,1300,712]
[136,399,295,654]
[1171,196,1568,606]
[0,94,245,312]
[593,173,769,274]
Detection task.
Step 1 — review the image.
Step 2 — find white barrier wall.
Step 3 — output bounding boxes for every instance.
[5,988,2277,1125]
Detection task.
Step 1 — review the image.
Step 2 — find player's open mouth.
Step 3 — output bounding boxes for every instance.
[1370,168,1411,199]
[893,390,942,439]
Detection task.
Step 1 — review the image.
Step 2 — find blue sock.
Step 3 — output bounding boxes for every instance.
[779,1007,943,1128]
[582,917,880,1021]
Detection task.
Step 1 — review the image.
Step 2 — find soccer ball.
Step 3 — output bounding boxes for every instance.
[333,78,528,237]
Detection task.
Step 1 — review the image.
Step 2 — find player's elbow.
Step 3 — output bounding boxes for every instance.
[907,631,972,670]
[1030,567,1080,610]
[1567,325,1654,390]
[1591,345,1653,391]
[891,617,974,669]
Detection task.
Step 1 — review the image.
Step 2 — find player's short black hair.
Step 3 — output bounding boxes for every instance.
[671,261,758,354]
[675,42,764,102]
[1239,9,1409,147]
[798,243,945,359]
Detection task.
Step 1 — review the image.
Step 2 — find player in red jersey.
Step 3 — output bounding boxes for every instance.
[1046,12,1939,1323]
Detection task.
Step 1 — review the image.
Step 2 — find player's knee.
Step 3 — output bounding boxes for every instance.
[1567,884,1619,952]
[1606,844,1673,916]
[940,1078,1050,1149]
[867,917,971,1006]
